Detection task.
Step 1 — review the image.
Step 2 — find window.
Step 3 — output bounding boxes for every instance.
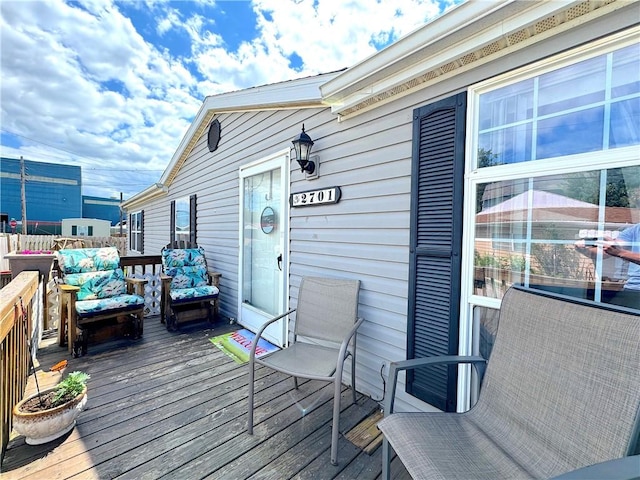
[170,195,196,245]
[130,211,143,253]
[468,33,640,363]
[477,43,639,166]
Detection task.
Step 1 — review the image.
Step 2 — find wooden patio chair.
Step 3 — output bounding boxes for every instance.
[160,242,221,331]
[379,285,640,480]
[57,247,146,357]
[247,276,364,466]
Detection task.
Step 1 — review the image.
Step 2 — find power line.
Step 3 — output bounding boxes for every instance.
[1,128,165,172]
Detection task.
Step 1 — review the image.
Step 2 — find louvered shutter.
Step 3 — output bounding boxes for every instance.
[406,92,466,412]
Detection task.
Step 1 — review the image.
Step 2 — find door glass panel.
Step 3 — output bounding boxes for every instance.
[242,168,281,316]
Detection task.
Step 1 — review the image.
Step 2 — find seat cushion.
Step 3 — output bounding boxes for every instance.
[75,294,145,317]
[256,342,341,378]
[378,412,535,480]
[169,285,219,304]
[64,268,127,301]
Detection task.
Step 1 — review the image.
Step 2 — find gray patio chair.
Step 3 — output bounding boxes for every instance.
[379,286,640,480]
[247,276,363,466]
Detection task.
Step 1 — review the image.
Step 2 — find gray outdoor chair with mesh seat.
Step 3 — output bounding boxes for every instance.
[379,286,640,480]
[247,276,364,466]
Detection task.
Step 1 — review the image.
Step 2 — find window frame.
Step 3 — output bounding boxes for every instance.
[170,194,197,245]
[129,210,143,254]
[458,29,640,411]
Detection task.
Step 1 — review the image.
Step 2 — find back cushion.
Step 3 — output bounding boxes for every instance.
[64,268,127,300]
[162,248,208,288]
[58,247,121,274]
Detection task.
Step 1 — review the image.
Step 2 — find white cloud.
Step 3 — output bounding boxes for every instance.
[1,0,452,198]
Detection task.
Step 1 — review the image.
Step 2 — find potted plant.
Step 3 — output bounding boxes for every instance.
[12,371,90,444]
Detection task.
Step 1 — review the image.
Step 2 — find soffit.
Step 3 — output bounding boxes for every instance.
[321,0,625,119]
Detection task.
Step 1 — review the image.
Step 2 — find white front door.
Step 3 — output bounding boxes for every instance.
[238,151,289,347]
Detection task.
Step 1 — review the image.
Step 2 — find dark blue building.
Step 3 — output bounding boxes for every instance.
[1,157,81,233]
[82,195,122,226]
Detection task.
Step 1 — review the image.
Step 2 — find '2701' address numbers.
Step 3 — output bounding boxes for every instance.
[290,186,342,207]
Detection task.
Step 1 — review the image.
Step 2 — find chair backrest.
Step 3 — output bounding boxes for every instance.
[294,276,361,344]
[472,286,640,476]
[57,247,126,301]
[161,246,208,289]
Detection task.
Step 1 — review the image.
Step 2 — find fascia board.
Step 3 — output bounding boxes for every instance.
[122,185,165,210]
[159,72,340,186]
[202,72,340,112]
[320,0,582,106]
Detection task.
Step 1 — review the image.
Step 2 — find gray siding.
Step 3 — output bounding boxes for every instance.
[126,8,634,414]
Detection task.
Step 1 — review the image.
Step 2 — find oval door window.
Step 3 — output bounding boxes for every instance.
[260,206,276,234]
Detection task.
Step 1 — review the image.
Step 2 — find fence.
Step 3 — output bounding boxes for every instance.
[2,234,126,257]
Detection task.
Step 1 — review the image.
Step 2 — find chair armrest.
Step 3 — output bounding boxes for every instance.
[249,308,296,358]
[384,355,487,415]
[336,316,365,366]
[549,455,640,480]
[207,270,222,288]
[126,277,148,296]
[59,284,80,294]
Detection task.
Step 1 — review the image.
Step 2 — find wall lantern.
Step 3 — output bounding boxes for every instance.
[291,124,315,174]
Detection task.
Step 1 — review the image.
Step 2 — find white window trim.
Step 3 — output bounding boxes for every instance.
[458,29,640,411]
[130,210,143,253]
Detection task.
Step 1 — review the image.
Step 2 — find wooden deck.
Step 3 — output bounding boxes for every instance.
[2,317,410,479]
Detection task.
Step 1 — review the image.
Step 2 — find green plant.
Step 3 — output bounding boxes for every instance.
[52,371,90,406]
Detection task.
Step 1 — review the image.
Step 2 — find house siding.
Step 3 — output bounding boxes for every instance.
[124,4,639,414]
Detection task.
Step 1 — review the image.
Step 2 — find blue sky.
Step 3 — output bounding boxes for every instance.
[1,0,456,199]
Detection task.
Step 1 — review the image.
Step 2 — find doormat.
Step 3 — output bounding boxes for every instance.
[345,409,384,455]
[209,328,279,364]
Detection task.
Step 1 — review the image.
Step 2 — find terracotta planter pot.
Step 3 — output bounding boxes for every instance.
[12,386,87,445]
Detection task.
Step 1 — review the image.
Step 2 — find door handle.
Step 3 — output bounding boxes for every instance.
[277,254,283,271]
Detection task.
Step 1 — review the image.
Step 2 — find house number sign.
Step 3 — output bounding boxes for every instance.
[290,186,341,207]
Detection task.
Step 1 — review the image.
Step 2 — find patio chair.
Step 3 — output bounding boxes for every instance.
[160,243,221,331]
[247,276,363,466]
[378,285,640,480]
[57,247,147,357]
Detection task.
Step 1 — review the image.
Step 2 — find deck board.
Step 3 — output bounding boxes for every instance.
[2,318,410,479]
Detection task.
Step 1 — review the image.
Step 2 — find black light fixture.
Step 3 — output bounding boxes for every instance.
[291,124,315,174]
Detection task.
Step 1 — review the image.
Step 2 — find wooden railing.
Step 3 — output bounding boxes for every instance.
[0,271,40,463]
[0,257,162,462]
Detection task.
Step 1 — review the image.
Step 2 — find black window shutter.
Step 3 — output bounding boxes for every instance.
[170,200,176,244]
[189,194,197,245]
[140,210,144,254]
[406,92,466,412]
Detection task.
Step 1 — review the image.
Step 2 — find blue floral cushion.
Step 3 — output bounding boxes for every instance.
[170,285,219,303]
[64,268,127,301]
[75,294,145,317]
[58,247,121,274]
[162,248,209,289]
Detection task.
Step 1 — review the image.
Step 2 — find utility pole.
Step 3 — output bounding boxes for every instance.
[20,156,27,234]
